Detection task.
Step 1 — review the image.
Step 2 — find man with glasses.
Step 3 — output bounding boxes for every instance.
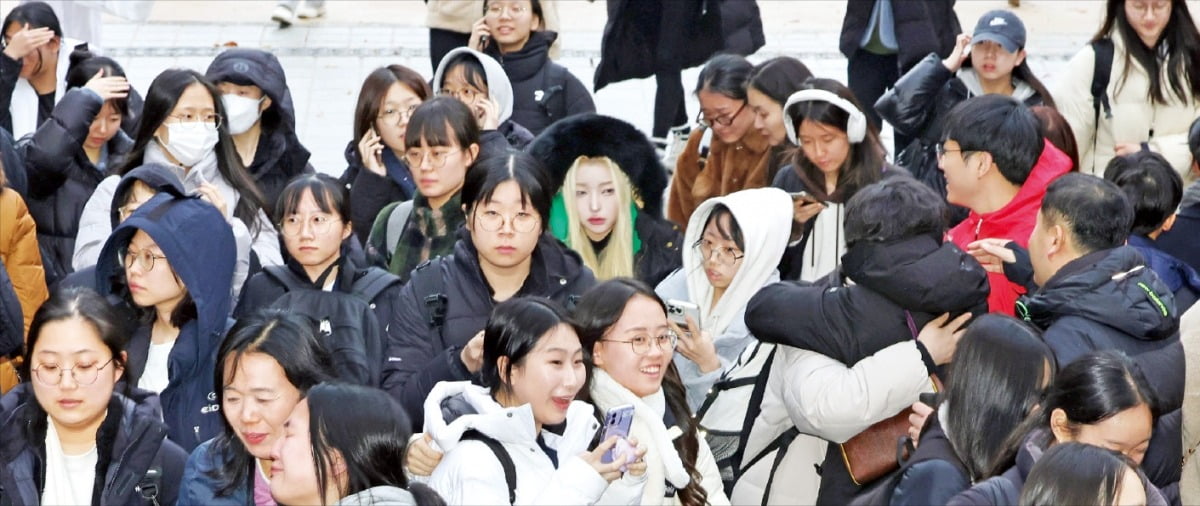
[938,95,1072,316]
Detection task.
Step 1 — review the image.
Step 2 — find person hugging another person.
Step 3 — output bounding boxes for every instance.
[526,113,682,286]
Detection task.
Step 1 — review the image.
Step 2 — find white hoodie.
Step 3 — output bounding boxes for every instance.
[431,47,515,126]
[656,187,793,409]
[424,381,645,505]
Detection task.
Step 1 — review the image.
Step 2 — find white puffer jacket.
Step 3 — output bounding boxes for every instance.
[588,369,730,505]
[1055,30,1200,177]
[424,381,644,505]
[731,342,936,505]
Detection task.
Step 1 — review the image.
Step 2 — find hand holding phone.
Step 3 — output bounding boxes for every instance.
[665,299,701,327]
[599,405,636,465]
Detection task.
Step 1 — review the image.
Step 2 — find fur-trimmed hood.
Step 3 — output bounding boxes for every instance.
[525,113,667,218]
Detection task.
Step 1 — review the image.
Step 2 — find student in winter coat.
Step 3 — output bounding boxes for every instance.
[971,173,1184,489]
[526,113,681,286]
[737,176,987,505]
[667,55,773,227]
[1018,443,1150,506]
[269,383,446,506]
[1155,118,1200,272]
[206,48,313,217]
[0,164,46,336]
[0,287,187,505]
[948,351,1168,506]
[95,192,236,452]
[178,310,334,506]
[433,47,535,150]
[339,64,430,244]
[1,2,88,140]
[470,1,594,135]
[19,50,132,285]
[55,163,240,297]
[426,297,646,504]
[365,98,480,282]
[235,174,401,385]
[941,96,1072,316]
[575,278,730,505]
[887,315,1055,506]
[74,68,281,272]
[1054,0,1200,176]
[383,151,595,425]
[1106,151,1200,312]
[0,164,46,393]
[773,78,888,281]
[875,9,1054,223]
[651,187,790,494]
[426,0,562,74]
[745,56,814,174]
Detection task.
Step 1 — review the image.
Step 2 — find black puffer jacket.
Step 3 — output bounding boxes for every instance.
[875,54,1047,220]
[382,229,596,428]
[746,234,989,505]
[19,88,133,285]
[205,48,313,216]
[0,384,188,506]
[1018,246,1184,488]
[483,31,595,136]
[594,0,762,90]
[839,0,960,72]
[633,214,682,287]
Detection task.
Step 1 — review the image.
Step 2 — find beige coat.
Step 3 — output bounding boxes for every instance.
[1054,31,1200,177]
[425,0,561,59]
[1181,305,1200,504]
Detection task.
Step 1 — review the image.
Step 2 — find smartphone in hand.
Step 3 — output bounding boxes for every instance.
[600,404,636,465]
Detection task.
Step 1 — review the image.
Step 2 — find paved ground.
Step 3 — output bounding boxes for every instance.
[5,1,1198,174]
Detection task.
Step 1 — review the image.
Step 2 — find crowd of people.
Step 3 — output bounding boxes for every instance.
[0,0,1198,505]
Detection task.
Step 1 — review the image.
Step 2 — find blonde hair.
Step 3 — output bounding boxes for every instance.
[562,156,636,280]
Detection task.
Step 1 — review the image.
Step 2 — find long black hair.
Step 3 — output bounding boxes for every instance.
[1018,442,1138,506]
[989,350,1157,476]
[747,56,814,106]
[573,278,709,506]
[114,68,268,236]
[1093,0,1200,105]
[481,297,579,397]
[204,309,335,498]
[306,383,445,506]
[941,314,1055,481]
[785,78,887,203]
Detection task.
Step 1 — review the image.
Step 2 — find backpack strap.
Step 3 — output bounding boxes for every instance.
[460,430,517,505]
[410,260,449,340]
[1090,38,1114,123]
[386,200,415,257]
[739,426,801,506]
[263,265,309,292]
[350,267,401,303]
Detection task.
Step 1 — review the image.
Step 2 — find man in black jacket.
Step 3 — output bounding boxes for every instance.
[973,173,1183,489]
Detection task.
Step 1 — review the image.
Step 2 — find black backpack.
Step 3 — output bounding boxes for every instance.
[264,266,398,386]
[1089,38,1115,173]
[460,430,518,505]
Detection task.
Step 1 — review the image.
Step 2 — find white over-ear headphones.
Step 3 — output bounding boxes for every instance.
[783,89,868,145]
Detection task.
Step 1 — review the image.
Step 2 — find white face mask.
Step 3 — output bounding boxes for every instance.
[160,122,219,167]
[223,94,265,135]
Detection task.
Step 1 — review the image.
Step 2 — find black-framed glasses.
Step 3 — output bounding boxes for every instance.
[280,213,339,237]
[697,101,747,128]
[474,209,540,233]
[122,248,169,272]
[601,332,679,355]
[32,358,116,386]
[934,144,975,162]
[377,104,419,126]
[694,239,744,266]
